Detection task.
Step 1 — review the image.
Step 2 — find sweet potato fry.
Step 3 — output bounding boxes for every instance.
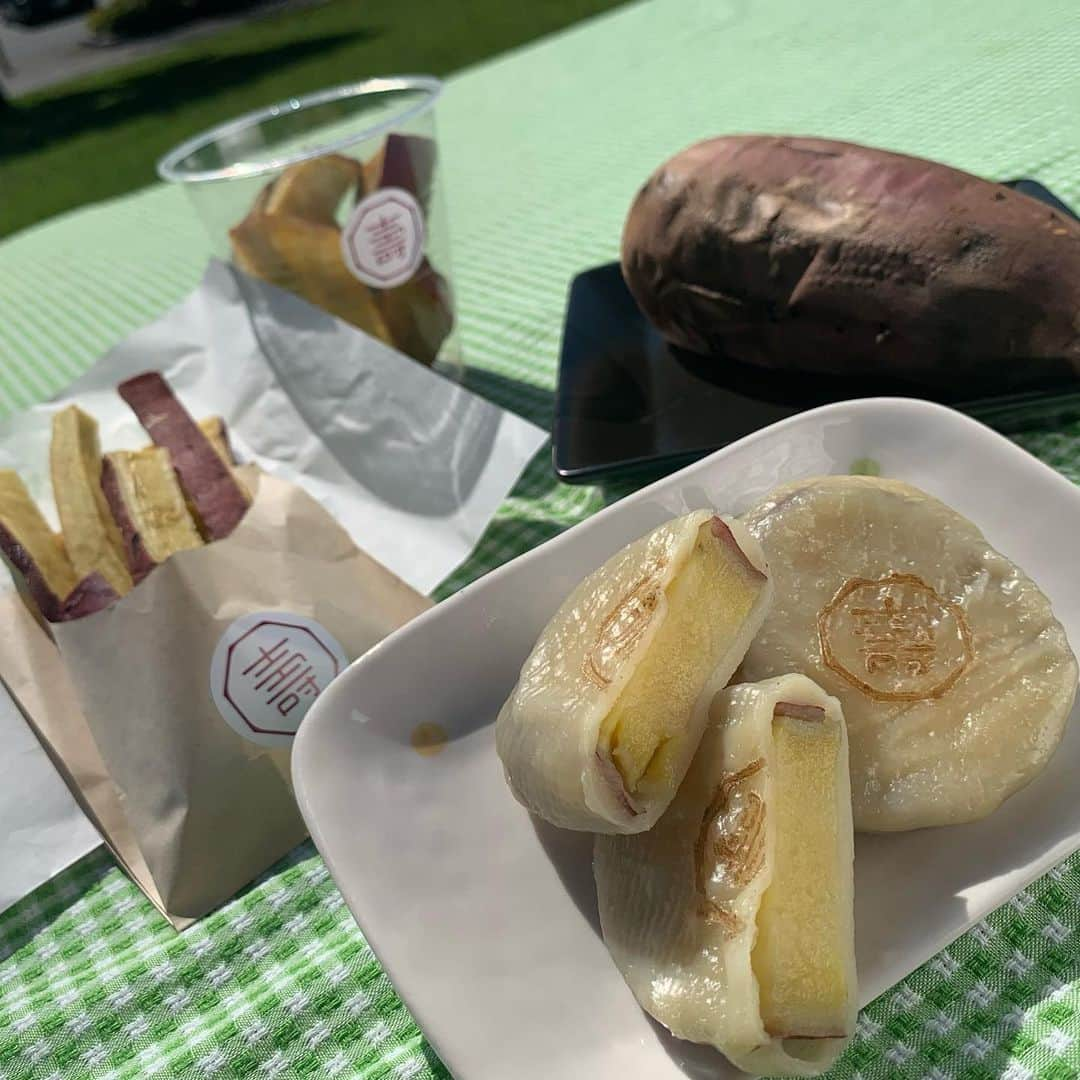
[0,469,79,618]
[51,572,120,622]
[230,212,395,341]
[197,416,237,466]
[50,406,133,597]
[145,417,248,499]
[360,134,436,211]
[140,418,236,466]
[264,154,363,226]
[118,373,249,542]
[101,448,203,583]
[372,262,454,366]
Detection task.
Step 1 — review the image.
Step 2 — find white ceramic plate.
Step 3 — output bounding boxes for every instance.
[294,398,1080,1080]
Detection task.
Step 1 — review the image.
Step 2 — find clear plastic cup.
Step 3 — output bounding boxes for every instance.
[158,76,459,374]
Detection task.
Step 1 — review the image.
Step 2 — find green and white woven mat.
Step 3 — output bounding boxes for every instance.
[3,843,1080,1079]
[2,0,1079,1076]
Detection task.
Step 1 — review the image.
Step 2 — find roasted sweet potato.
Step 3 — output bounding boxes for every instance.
[621,136,1080,386]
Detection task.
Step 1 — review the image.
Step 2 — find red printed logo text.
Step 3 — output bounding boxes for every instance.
[210,612,349,746]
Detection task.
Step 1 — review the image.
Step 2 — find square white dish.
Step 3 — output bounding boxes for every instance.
[294,398,1080,1080]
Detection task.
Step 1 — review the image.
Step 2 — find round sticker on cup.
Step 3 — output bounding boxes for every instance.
[341,186,425,289]
[209,611,349,747]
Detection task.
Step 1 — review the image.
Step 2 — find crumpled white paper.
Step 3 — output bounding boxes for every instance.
[1,260,547,594]
[0,260,547,912]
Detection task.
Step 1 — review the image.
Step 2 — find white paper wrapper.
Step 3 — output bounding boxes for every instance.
[0,260,547,912]
[0,259,547,594]
[0,681,101,915]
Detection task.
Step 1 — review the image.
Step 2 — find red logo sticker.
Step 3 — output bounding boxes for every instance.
[210,612,349,747]
[341,186,425,289]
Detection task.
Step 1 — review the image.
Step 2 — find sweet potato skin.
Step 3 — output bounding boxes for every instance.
[50,572,119,622]
[621,136,1080,386]
[100,455,157,585]
[0,522,117,622]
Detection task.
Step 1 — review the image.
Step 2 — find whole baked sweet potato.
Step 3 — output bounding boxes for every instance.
[621,136,1080,386]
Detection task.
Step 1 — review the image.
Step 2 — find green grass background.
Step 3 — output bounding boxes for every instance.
[2,0,631,239]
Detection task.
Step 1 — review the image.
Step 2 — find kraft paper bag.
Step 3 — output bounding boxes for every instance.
[0,594,182,924]
[1,468,430,924]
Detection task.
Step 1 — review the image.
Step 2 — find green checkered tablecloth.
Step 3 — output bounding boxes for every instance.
[2,0,1079,1077]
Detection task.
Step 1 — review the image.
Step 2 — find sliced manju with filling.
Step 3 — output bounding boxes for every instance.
[595,673,857,1077]
[496,510,772,833]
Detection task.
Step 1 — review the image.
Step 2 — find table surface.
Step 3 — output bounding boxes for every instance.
[2,1,1080,1077]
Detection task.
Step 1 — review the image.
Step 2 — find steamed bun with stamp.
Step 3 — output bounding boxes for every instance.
[496,511,772,833]
[595,674,856,1076]
[739,476,1077,831]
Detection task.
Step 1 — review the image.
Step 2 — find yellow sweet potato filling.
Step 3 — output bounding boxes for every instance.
[753,709,852,1038]
[598,525,762,794]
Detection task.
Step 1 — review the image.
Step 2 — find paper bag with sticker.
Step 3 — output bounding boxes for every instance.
[51,467,428,920]
[0,373,430,924]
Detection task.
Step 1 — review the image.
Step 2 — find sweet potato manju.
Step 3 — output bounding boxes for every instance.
[739,476,1078,831]
[496,510,772,833]
[595,674,857,1077]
